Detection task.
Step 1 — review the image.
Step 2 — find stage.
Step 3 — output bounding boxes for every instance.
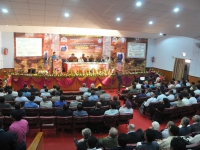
[10,73,149,91]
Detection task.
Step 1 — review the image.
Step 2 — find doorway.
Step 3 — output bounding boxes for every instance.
[183,60,190,80]
[172,58,185,80]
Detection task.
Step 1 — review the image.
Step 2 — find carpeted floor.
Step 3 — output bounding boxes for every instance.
[26,88,189,150]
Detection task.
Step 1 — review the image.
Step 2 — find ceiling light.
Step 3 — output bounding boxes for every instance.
[176,24,180,27]
[159,33,163,35]
[116,17,121,21]
[149,21,153,25]
[64,13,69,17]
[2,8,8,13]
[136,2,142,7]
[174,7,179,13]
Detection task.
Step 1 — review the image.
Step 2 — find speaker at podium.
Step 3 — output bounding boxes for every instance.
[28,68,36,74]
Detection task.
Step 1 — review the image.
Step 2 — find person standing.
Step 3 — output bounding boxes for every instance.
[9,110,29,150]
[116,70,122,93]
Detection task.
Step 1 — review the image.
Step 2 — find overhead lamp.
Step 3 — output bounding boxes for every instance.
[2,8,8,13]
[136,2,142,7]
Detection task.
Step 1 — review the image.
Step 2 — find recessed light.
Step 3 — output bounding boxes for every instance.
[136,2,142,7]
[174,7,179,13]
[116,17,121,21]
[149,21,153,25]
[2,8,8,13]
[159,33,163,35]
[176,24,180,27]
[64,13,69,17]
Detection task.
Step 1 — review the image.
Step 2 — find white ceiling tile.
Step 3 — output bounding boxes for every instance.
[17,19,31,24]
[13,9,29,15]
[30,10,44,16]
[46,0,64,5]
[28,3,45,10]
[45,5,62,11]
[15,15,30,19]
[45,11,60,17]
[45,16,58,21]
[63,0,81,7]
[30,15,44,21]
[9,0,27,2]
[10,2,29,9]
[27,0,46,4]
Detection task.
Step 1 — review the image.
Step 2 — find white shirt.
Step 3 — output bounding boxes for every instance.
[175,84,181,87]
[34,96,43,101]
[189,97,197,104]
[144,97,158,107]
[194,89,200,95]
[79,87,88,92]
[167,94,175,101]
[157,94,167,102]
[119,107,133,114]
[87,148,102,150]
[40,101,52,108]
[136,84,142,90]
[15,96,29,102]
[11,91,18,97]
[104,109,119,115]
[41,92,51,97]
[168,84,174,89]
[186,82,191,86]
[154,83,161,87]
[0,92,5,96]
[182,97,190,106]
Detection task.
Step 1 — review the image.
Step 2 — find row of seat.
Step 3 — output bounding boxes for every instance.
[0,114,133,134]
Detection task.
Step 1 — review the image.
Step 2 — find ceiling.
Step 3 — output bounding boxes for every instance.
[0,0,200,39]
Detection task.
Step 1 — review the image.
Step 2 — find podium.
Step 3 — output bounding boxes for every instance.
[52,59,62,73]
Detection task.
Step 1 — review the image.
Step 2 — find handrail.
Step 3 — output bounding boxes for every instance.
[28,132,44,150]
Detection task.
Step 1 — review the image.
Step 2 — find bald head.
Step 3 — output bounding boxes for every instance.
[150,92,155,97]
[128,124,135,131]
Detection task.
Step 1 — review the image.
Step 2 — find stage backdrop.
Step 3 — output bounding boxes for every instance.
[14,33,147,73]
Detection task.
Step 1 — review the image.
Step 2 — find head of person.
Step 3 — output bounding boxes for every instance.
[96,102,101,109]
[181,117,190,127]
[132,84,136,89]
[151,121,160,131]
[144,129,156,142]
[8,89,12,94]
[0,97,5,103]
[170,137,186,150]
[169,125,179,136]
[56,86,60,91]
[18,91,23,97]
[71,53,75,57]
[170,90,173,94]
[166,121,174,128]
[11,110,22,121]
[163,98,170,105]
[60,95,65,102]
[77,103,83,111]
[0,88,3,93]
[53,85,57,89]
[63,104,69,110]
[178,94,183,100]
[161,90,165,94]
[113,96,118,101]
[109,127,118,139]
[87,136,98,149]
[110,102,117,109]
[30,84,34,88]
[91,90,95,95]
[190,91,195,97]
[97,86,102,91]
[170,81,174,84]
[15,102,21,110]
[35,92,40,96]
[183,92,188,98]
[0,120,3,129]
[42,97,48,102]
[91,83,95,88]
[192,115,200,123]
[197,85,200,90]
[150,92,155,97]
[127,124,135,132]
[117,133,128,147]
[55,91,60,96]
[53,52,56,55]
[141,89,145,94]
[45,88,48,92]
[29,95,35,101]
[125,99,132,109]
[82,128,91,139]
[43,85,47,89]
[82,83,86,87]
[191,82,195,85]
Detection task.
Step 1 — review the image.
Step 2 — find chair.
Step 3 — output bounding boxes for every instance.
[73,92,84,96]
[23,116,40,129]
[6,101,15,106]
[24,108,40,116]
[65,95,74,100]
[40,116,56,132]
[3,116,13,130]
[180,105,191,117]
[101,105,109,110]
[186,142,200,149]
[83,107,95,113]
[118,114,133,126]
[73,116,88,131]
[104,115,119,127]
[56,116,73,135]
[0,108,13,116]
[39,108,55,116]
[137,97,149,107]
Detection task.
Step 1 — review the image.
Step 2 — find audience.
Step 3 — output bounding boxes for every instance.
[104,102,119,115]
[157,90,167,102]
[194,85,200,95]
[22,88,31,97]
[87,136,102,150]
[182,92,190,106]
[127,85,137,95]
[190,115,200,132]
[189,91,197,104]
[0,96,11,108]
[178,117,191,136]
[15,91,29,102]
[167,90,175,101]
[144,92,157,107]
[40,97,52,108]
[55,104,72,116]
[0,88,5,96]
[170,137,186,150]
[88,91,99,101]
[95,86,103,96]
[69,96,82,108]
[24,95,39,108]
[100,91,111,100]
[79,83,88,92]
[4,89,15,101]
[51,91,60,102]
[190,82,197,91]
[40,85,47,93]
[101,127,118,148]
[41,88,51,97]
[75,128,91,150]
[150,121,162,139]
[82,99,95,107]
[49,85,57,93]
[171,94,184,107]
[54,95,67,107]
[73,104,88,117]
[29,84,38,93]
[13,102,26,116]
[119,98,133,114]
[89,102,105,116]
[112,96,120,107]
[161,121,174,139]
[127,124,143,144]
[34,92,42,101]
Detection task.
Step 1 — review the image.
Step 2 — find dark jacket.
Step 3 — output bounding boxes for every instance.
[55,110,72,117]
[190,123,200,132]
[28,88,38,93]
[178,126,191,136]
[0,130,17,150]
[127,130,143,144]
[82,101,95,107]
[109,146,134,150]
[89,108,105,116]
[154,130,162,139]
[135,141,159,150]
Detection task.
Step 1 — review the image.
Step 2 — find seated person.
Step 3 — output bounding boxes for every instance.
[104,102,119,115]
[170,137,186,150]
[101,127,118,149]
[95,86,103,96]
[34,92,42,101]
[175,80,181,87]
[90,83,97,91]
[29,84,38,93]
[95,54,102,62]
[158,125,180,150]
[127,124,144,144]
[143,92,158,107]
[110,133,133,150]
[88,91,99,101]
[157,90,167,102]
[149,121,162,139]
[182,92,190,106]
[40,97,52,108]
[146,88,151,97]
[178,117,191,136]
[0,97,12,109]
[134,89,147,103]
[68,53,77,62]
[40,88,51,97]
[167,90,175,101]
[83,89,91,100]
[89,102,105,116]
[11,102,26,116]
[55,104,72,116]
[119,98,133,114]
[189,91,197,104]
[24,95,39,108]
[4,89,15,101]
[79,83,88,92]
[40,85,47,93]
[22,88,31,97]
[20,84,28,92]
[190,115,200,132]
[100,91,111,100]
[135,129,159,150]
[69,96,82,108]
[112,96,120,107]
[81,54,87,62]
[170,94,184,107]
[127,85,138,95]
[0,88,5,96]
[87,136,102,150]
[15,91,29,102]
[82,99,95,107]
[49,85,57,94]
[51,91,60,102]
[73,103,88,117]
[126,81,135,90]
[89,55,94,62]
[54,95,67,107]
[160,121,174,139]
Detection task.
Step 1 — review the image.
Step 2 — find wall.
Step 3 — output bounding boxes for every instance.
[146,39,155,67]
[154,36,194,71]
[0,32,2,69]
[1,32,14,68]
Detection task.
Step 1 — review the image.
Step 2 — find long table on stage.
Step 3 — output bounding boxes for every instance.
[63,62,109,72]
[10,73,148,91]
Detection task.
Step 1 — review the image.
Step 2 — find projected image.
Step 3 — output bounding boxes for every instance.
[127,42,146,58]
